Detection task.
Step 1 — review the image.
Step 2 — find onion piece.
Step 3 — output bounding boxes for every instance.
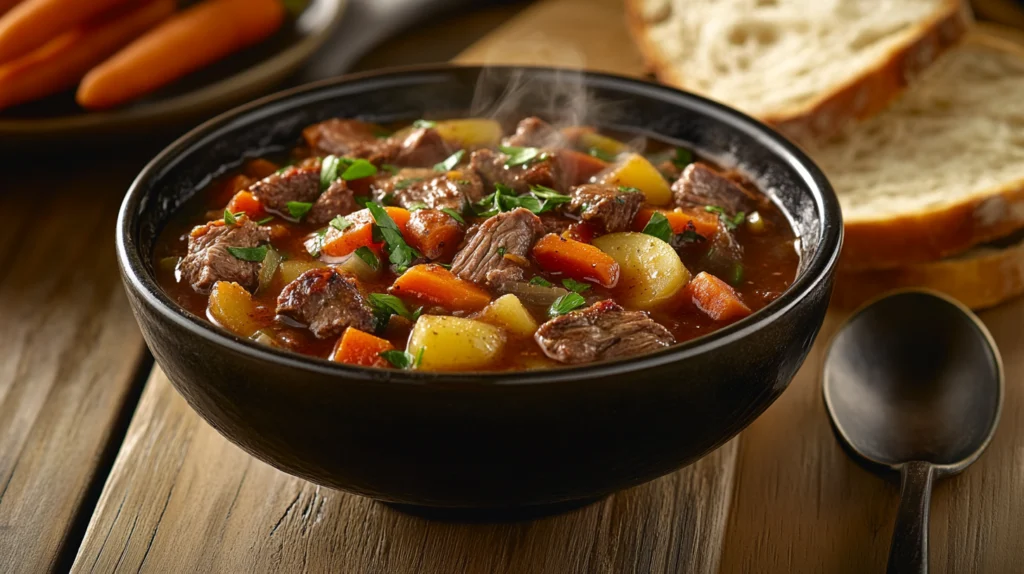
[499,281,569,307]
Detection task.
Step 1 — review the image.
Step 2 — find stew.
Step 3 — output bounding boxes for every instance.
[153,116,800,371]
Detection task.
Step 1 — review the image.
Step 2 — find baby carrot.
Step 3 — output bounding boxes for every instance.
[0,0,174,110]
[332,327,394,368]
[686,272,751,322]
[77,0,285,110]
[0,0,137,64]
[532,233,620,288]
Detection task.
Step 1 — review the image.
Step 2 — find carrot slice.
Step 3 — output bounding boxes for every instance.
[686,271,751,322]
[226,190,266,220]
[0,0,142,64]
[390,264,491,312]
[0,0,173,110]
[532,233,620,288]
[555,148,608,186]
[332,327,394,367]
[320,206,411,258]
[76,0,285,109]
[632,208,719,239]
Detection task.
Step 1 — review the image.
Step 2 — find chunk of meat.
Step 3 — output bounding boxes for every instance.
[538,212,571,236]
[179,217,270,294]
[569,183,644,232]
[469,148,560,194]
[534,300,675,364]
[450,207,544,287]
[307,180,358,226]
[672,163,762,214]
[302,118,397,162]
[406,209,465,260]
[502,116,564,148]
[392,172,485,211]
[275,268,374,339]
[248,160,321,215]
[393,128,452,167]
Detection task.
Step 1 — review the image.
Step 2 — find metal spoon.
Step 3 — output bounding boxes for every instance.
[823,290,1003,574]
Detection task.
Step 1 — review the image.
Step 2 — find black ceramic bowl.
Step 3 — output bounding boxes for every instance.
[117,65,842,510]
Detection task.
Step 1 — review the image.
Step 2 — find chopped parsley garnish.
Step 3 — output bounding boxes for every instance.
[406,201,428,211]
[354,195,372,207]
[226,245,268,262]
[641,212,673,243]
[529,276,553,288]
[306,228,328,258]
[704,205,746,230]
[497,246,507,256]
[329,215,352,232]
[286,201,313,220]
[472,184,570,217]
[561,278,591,293]
[433,149,465,172]
[441,208,465,223]
[672,148,694,170]
[369,293,422,322]
[341,159,378,181]
[730,262,745,286]
[366,202,421,272]
[394,178,422,190]
[256,216,274,225]
[412,119,437,129]
[380,192,396,206]
[379,348,423,370]
[548,292,587,317]
[380,163,400,174]
[320,155,341,190]
[588,147,617,162]
[499,145,547,167]
[675,223,706,245]
[354,246,380,270]
[223,210,244,225]
[618,186,642,194]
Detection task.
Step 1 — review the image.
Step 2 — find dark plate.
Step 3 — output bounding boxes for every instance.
[0,0,346,148]
[117,65,843,510]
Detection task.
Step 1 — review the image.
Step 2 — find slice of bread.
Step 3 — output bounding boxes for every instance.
[833,229,1024,310]
[807,31,1024,270]
[625,0,968,142]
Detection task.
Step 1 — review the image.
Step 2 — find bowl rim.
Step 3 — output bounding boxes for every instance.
[117,63,843,386]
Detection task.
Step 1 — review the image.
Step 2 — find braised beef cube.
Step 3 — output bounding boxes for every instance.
[302,118,397,162]
[248,160,321,215]
[393,128,452,167]
[306,180,358,226]
[406,209,465,260]
[502,116,565,148]
[469,148,560,194]
[539,212,571,236]
[276,268,373,339]
[179,217,270,294]
[534,300,675,364]
[450,207,544,287]
[672,163,762,214]
[569,183,644,232]
[394,172,485,211]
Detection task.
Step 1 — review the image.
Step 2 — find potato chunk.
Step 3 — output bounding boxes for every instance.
[479,294,539,338]
[407,315,505,371]
[597,153,672,205]
[208,281,261,338]
[433,119,503,148]
[592,232,690,309]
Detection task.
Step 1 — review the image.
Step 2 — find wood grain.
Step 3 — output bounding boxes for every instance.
[0,160,148,572]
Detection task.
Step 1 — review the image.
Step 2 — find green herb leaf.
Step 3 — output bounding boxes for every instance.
[499,145,546,167]
[672,148,693,170]
[548,292,587,317]
[561,278,591,293]
[394,178,422,190]
[369,293,422,322]
[730,262,745,286]
[642,212,673,243]
[618,186,642,194]
[306,228,328,258]
[675,224,706,245]
[705,205,744,230]
[412,119,437,129]
[256,247,282,293]
[497,246,507,256]
[379,349,419,370]
[366,202,421,271]
[406,201,429,211]
[354,195,372,207]
[287,201,313,220]
[440,208,465,223]
[529,276,553,287]
[588,147,617,162]
[380,192,396,206]
[433,149,465,172]
[226,245,268,262]
[320,155,341,190]
[329,215,352,232]
[256,216,274,225]
[354,246,380,270]
[223,210,238,225]
[380,163,400,174]
[341,159,378,181]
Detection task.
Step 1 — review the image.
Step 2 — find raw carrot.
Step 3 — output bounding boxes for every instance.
[0,0,173,110]
[320,207,411,258]
[0,0,138,64]
[77,0,285,110]
[226,190,266,220]
[686,271,751,322]
[532,233,620,288]
[390,264,492,312]
[332,327,394,367]
[632,207,720,239]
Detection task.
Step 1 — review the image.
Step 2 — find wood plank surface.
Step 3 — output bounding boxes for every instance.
[0,158,149,572]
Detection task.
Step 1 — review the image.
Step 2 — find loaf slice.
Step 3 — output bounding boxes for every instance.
[625,0,968,142]
[833,229,1024,310]
[808,31,1024,270]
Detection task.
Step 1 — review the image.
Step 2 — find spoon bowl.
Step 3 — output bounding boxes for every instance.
[823,290,1003,573]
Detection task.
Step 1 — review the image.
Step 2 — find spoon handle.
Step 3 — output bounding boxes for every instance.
[887,461,934,574]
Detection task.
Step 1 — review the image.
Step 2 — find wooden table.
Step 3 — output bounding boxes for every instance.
[2,1,1023,572]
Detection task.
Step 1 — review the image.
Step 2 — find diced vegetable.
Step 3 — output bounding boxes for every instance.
[555,149,608,186]
[255,246,282,293]
[407,315,505,371]
[207,281,261,338]
[337,248,380,282]
[532,233,620,288]
[431,118,503,148]
[562,126,631,157]
[597,153,672,206]
[226,190,266,220]
[278,260,325,284]
[479,294,538,337]
[499,281,570,307]
[592,232,690,309]
[332,327,394,367]
[686,271,751,322]
[320,206,411,258]
[390,264,491,312]
[632,208,719,239]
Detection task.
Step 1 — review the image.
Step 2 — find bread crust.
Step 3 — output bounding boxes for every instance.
[833,234,1024,310]
[624,0,971,144]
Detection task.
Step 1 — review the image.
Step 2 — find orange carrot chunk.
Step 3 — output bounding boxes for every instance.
[390,264,492,312]
[226,190,267,220]
[76,0,285,109]
[532,233,620,288]
[332,327,394,367]
[555,148,608,186]
[320,206,411,258]
[687,271,751,322]
[632,208,719,239]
